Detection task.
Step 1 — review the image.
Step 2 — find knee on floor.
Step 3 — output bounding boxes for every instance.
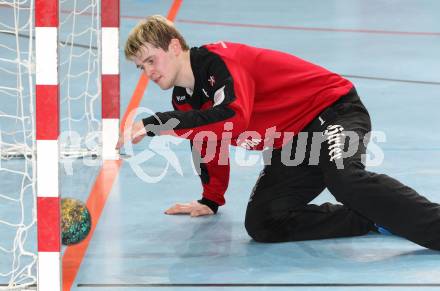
[245,226,274,243]
[244,212,294,243]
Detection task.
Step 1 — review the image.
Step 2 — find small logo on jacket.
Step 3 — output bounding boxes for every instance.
[176,95,186,102]
[208,76,215,87]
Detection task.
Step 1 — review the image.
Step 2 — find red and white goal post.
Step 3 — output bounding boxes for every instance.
[0,0,120,290]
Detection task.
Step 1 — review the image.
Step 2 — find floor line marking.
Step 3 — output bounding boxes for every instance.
[77,283,440,287]
[176,19,440,36]
[342,74,440,85]
[1,3,439,36]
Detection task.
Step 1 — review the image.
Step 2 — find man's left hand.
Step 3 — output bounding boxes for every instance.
[165,201,214,217]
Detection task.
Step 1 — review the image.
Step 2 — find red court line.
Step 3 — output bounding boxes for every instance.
[3,4,432,37]
[61,1,183,290]
[167,0,183,22]
[1,3,439,37]
[176,19,440,36]
[95,14,440,36]
[105,13,440,37]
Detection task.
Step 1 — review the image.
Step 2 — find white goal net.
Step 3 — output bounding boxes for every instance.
[0,0,37,289]
[0,0,102,289]
[59,0,101,158]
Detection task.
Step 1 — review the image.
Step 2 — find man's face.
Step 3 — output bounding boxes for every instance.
[132,42,179,90]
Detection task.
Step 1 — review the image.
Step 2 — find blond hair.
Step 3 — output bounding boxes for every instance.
[124,15,189,59]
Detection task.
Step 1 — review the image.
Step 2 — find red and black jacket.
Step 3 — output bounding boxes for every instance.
[142,42,353,212]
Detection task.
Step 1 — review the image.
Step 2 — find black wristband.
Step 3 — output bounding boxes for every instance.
[198,197,219,214]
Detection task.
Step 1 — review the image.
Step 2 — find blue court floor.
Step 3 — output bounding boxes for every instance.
[1,0,440,290]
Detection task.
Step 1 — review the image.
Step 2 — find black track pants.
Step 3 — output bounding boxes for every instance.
[244,89,440,250]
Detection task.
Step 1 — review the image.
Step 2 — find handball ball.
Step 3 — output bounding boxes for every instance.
[61,198,92,245]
